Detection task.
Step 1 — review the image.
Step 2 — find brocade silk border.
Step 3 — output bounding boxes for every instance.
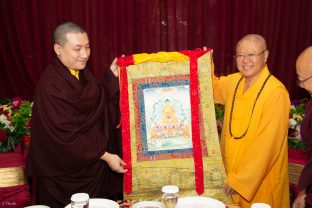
[117,49,210,195]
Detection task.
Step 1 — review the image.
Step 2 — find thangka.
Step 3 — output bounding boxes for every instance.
[117,49,231,203]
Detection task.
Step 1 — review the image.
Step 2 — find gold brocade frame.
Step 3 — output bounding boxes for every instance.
[117,49,230,203]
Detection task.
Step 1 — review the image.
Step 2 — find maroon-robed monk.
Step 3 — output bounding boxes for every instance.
[26,21,127,208]
[293,46,312,208]
[298,100,312,206]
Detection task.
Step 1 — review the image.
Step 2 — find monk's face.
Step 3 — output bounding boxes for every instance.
[54,32,90,70]
[235,39,268,80]
[296,62,312,95]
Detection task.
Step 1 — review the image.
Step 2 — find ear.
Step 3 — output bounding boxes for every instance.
[54,44,62,56]
[264,50,269,63]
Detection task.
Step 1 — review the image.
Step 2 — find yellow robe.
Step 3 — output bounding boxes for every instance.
[213,66,290,207]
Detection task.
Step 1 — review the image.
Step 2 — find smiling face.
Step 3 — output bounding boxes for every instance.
[235,35,269,82]
[54,32,90,70]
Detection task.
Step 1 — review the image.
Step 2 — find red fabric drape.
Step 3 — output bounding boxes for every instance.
[180,49,207,194]
[0,151,31,207]
[1,0,312,99]
[117,55,134,194]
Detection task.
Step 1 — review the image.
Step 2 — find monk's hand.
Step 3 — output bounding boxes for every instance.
[202,46,213,55]
[292,189,306,208]
[110,58,119,77]
[110,55,125,78]
[223,183,236,195]
[101,152,128,173]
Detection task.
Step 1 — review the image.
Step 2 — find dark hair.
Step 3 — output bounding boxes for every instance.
[52,21,86,46]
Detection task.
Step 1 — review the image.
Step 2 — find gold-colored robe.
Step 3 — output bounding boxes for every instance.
[213,66,290,207]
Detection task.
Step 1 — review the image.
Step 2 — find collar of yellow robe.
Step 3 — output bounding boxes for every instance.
[69,68,79,80]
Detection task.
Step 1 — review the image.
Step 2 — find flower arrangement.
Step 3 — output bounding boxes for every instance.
[288,98,309,150]
[0,97,32,152]
[215,104,224,136]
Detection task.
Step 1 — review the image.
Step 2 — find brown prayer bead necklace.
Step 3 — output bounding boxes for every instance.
[229,73,271,139]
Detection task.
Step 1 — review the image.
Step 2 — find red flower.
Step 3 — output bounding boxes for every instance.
[21,135,31,146]
[12,97,22,109]
[0,129,7,142]
[4,112,11,121]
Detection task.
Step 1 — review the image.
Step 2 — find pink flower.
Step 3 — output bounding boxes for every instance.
[12,97,23,109]
[0,129,7,142]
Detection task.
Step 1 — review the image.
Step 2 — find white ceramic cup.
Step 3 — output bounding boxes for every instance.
[251,203,271,208]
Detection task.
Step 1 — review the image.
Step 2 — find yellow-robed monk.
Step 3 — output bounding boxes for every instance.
[212,34,290,207]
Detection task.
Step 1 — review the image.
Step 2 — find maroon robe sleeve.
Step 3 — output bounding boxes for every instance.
[299,99,312,205]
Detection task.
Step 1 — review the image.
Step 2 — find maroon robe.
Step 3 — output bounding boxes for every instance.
[26,58,122,207]
[299,99,312,206]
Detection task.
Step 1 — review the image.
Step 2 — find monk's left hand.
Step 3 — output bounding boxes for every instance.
[223,183,236,195]
[101,152,128,173]
[292,189,306,208]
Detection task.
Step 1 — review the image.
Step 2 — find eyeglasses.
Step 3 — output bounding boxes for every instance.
[234,50,267,61]
[296,74,312,85]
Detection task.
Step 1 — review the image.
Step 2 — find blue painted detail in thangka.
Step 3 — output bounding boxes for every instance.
[138,79,193,156]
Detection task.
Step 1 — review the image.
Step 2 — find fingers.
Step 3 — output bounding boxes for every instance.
[120,159,126,166]
[223,184,236,195]
[117,159,127,173]
[117,167,128,173]
[203,46,208,51]
[114,163,128,173]
[223,185,231,195]
[109,155,128,173]
[292,196,306,208]
[230,189,236,195]
[102,152,128,173]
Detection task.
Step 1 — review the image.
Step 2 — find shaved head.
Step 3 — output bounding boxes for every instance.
[53,21,86,46]
[236,34,267,51]
[296,46,312,75]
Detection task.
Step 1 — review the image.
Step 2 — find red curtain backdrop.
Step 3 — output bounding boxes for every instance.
[1,0,312,99]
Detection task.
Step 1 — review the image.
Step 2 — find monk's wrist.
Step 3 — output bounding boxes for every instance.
[101,152,111,161]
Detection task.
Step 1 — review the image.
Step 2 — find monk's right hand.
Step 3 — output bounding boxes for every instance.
[223,183,236,195]
[110,58,118,77]
[101,152,128,173]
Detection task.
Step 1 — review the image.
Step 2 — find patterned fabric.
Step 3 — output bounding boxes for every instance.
[117,49,231,203]
[0,151,30,207]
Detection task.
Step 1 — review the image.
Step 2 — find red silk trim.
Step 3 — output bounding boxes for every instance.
[180,48,208,194]
[117,56,134,194]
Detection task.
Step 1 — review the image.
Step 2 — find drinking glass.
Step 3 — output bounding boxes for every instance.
[161,185,179,208]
